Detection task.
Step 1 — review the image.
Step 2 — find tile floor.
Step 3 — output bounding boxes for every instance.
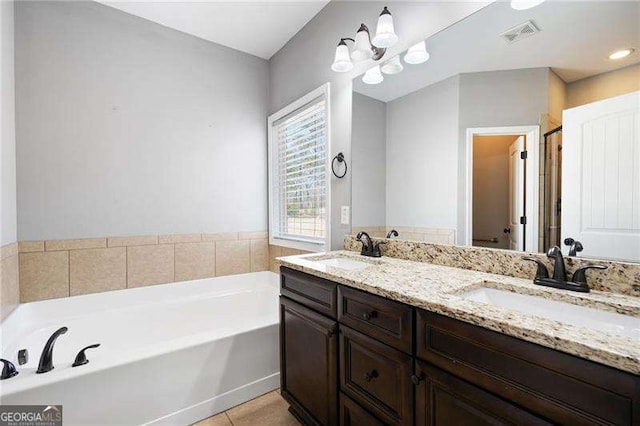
[193,390,300,426]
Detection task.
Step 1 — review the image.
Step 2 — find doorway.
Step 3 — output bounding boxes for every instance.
[465,126,540,252]
[543,126,562,252]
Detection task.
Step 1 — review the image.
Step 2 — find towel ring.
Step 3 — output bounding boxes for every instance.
[332,152,348,178]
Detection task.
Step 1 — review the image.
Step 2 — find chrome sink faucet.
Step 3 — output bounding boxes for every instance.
[523,246,606,293]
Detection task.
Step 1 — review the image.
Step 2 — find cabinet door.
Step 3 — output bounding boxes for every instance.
[280,296,338,425]
[414,361,551,426]
[340,393,386,426]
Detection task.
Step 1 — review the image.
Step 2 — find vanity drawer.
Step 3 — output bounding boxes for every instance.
[340,325,413,425]
[281,267,337,318]
[417,310,640,426]
[338,285,413,354]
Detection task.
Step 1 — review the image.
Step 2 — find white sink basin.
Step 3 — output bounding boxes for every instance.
[312,258,372,271]
[462,287,640,340]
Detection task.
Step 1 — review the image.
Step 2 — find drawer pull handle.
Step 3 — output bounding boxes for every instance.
[364,369,379,382]
[362,311,378,321]
[411,374,423,385]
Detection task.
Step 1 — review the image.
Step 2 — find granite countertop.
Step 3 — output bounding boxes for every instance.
[277,250,640,375]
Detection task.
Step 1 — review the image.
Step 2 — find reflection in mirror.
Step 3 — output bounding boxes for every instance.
[351,1,640,262]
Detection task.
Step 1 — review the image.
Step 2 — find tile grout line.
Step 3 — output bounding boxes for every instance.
[125,246,129,289]
[67,250,71,296]
[224,411,234,425]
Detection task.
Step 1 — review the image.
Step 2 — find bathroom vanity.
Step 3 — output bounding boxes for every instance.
[278,253,640,426]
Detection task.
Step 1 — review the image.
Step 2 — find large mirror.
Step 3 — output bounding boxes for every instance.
[351,0,640,262]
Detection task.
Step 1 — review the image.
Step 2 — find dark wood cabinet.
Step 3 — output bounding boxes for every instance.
[281,266,337,318]
[340,325,413,425]
[280,267,640,426]
[414,360,552,426]
[339,393,386,426]
[338,286,413,354]
[280,296,338,425]
[417,310,640,426]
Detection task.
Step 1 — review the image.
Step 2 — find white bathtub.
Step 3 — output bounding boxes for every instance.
[0,271,280,426]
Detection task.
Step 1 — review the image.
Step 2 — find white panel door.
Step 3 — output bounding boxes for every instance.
[562,91,640,262]
[508,136,525,251]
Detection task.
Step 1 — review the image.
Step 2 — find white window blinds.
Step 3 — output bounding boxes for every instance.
[269,91,328,249]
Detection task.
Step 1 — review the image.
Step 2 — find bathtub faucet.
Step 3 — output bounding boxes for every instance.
[36,326,68,374]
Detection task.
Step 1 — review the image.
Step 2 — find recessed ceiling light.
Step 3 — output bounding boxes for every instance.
[510,0,545,11]
[609,48,635,60]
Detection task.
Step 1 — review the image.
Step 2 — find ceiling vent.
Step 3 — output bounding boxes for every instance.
[500,20,540,44]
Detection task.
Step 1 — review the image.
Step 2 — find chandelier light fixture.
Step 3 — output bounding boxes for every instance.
[371,7,399,48]
[404,41,430,65]
[331,6,397,73]
[331,6,430,85]
[380,55,403,75]
[362,65,384,85]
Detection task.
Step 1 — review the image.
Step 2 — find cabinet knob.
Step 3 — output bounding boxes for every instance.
[411,374,423,385]
[364,369,379,382]
[362,310,377,321]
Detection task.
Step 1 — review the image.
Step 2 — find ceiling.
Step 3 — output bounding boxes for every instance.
[354,1,640,102]
[96,0,330,59]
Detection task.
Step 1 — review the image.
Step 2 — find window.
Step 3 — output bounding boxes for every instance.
[268,84,330,252]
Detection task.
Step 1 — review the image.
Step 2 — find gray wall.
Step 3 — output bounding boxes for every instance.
[1,0,16,246]
[457,67,548,243]
[386,76,460,230]
[351,93,386,227]
[566,63,640,108]
[15,1,269,241]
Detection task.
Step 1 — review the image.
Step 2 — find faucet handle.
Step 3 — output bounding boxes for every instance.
[571,265,607,285]
[386,230,398,239]
[72,344,101,367]
[522,257,550,279]
[0,359,18,380]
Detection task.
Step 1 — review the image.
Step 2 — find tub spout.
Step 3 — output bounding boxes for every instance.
[36,326,68,374]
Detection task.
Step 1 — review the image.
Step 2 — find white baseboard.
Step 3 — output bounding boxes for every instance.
[146,373,280,426]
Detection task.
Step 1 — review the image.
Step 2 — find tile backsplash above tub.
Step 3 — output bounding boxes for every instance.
[17,231,277,303]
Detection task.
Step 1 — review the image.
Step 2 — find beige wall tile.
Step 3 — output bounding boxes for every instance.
[20,251,69,302]
[250,240,269,272]
[269,245,282,274]
[0,242,18,260]
[175,242,215,281]
[216,240,250,276]
[127,245,174,288]
[239,231,268,240]
[280,247,309,257]
[158,234,201,244]
[1,254,19,320]
[202,232,238,241]
[107,235,157,247]
[19,241,44,253]
[45,238,106,251]
[70,248,126,296]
